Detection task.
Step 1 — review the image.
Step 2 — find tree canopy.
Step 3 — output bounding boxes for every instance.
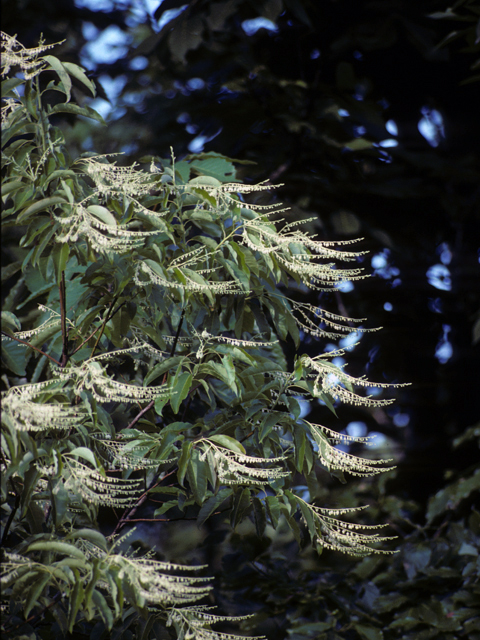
[2,1,480,639]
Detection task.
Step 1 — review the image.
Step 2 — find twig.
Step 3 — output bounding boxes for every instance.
[90,294,119,358]
[0,478,20,546]
[70,324,102,355]
[123,307,186,432]
[71,298,127,356]
[59,270,68,367]
[1,331,61,366]
[124,399,155,430]
[111,310,186,537]
[4,590,63,634]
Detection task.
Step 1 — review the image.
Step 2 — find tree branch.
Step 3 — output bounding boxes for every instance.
[59,270,69,367]
[90,294,120,358]
[111,310,187,537]
[1,331,61,366]
[0,477,20,547]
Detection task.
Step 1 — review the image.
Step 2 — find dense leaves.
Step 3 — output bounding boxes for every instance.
[2,0,479,637]
[1,34,406,639]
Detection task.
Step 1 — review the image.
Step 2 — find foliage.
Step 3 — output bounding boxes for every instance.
[0,34,407,639]
[220,431,480,640]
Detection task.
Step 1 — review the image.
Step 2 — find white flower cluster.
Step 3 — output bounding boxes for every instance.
[64,458,142,508]
[91,433,173,471]
[54,203,161,254]
[60,360,171,404]
[134,261,241,295]
[203,441,288,486]
[2,392,85,432]
[167,606,262,640]
[81,157,155,198]
[1,31,59,79]
[304,354,408,408]
[306,422,395,477]
[291,300,375,339]
[295,497,397,556]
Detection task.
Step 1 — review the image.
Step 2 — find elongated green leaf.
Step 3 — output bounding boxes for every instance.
[144,356,183,386]
[53,242,69,285]
[50,102,106,124]
[197,487,232,528]
[230,487,251,529]
[187,448,208,504]
[17,196,67,223]
[1,77,23,97]
[65,528,108,552]
[171,371,193,414]
[177,441,192,486]
[87,205,117,227]
[1,178,24,197]
[265,495,281,528]
[62,61,96,96]
[27,541,86,560]
[294,427,306,472]
[91,588,114,630]
[253,497,267,537]
[354,624,384,640]
[68,446,97,468]
[68,569,85,633]
[298,500,317,543]
[1,310,21,332]
[44,55,72,101]
[24,573,51,618]
[208,434,246,455]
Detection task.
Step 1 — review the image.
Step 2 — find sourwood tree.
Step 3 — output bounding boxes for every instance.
[1,33,406,639]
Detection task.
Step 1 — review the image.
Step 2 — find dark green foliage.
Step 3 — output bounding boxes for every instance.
[1,33,404,639]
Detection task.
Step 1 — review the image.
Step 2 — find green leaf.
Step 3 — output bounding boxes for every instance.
[65,529,108,552]
[68,569,85,633]
[265,495,281,529]
[230,487,251,529]
[144,356,183,386]
[24,573,51,618]
[62,61,96,96]
[91,588,114,630]
[187,448,208,504]
[87,205,117,227]
[298,500,317,543]
[44,55,72,102]
[427,469,480,522]
[27,541,86,560]
[1,178,24,198]
[259,413,280,443]
[17,196,67,223]
[171,371,193,414]
[208,434,246,455]
[197,487,232,527]
[294,428,306,472]
[50,102,106,124]
[354,624,384,640]
[252,497,267,537]
[177,441,192,486]
[1,310,21,332]
[187,152,238,182]
[189,175,222,188]
[1,77,24,97]
[68,446,97,468]
[53,242,69,285]
[1,337,28,375]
